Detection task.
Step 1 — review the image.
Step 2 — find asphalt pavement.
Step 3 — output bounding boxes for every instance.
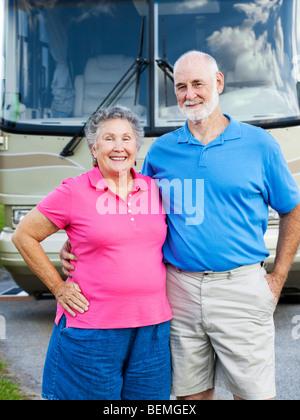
[0,268,300,400]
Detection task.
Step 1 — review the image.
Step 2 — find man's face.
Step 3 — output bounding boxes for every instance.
[174,58,224,123]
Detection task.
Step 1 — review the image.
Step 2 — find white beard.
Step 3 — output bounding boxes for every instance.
[179,88,220,123]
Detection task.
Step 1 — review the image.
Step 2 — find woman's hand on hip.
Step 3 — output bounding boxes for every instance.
[52,281,89,317]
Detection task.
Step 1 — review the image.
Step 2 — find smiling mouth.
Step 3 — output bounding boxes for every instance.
[184,101,203,108]
[110,157,127,161]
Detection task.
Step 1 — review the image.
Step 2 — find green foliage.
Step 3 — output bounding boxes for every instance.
[0,361,25,400]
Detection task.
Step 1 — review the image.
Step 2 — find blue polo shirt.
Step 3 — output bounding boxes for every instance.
[141,115,300,271]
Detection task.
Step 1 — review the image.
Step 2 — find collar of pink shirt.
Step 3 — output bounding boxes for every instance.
[88,166,149,193]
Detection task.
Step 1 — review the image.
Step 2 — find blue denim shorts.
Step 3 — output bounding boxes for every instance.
[42,315,171,400]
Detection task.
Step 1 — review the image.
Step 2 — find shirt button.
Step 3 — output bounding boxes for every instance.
[128,202,131,206]
[131,218,135,222]
[128,209,132,213]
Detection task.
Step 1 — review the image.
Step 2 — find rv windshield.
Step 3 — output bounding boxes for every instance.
[155,0,300,127]
[1,0,149,133]
[1,0,300,134]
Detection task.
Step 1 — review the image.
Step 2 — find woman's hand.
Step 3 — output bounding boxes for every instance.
[52,281,89,317]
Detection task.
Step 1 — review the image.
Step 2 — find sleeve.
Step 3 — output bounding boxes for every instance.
[141,150,155,177]
[36,178,73,229]
[263,139,300,214]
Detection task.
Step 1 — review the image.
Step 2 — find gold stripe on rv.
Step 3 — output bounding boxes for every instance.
[0,154,79,170]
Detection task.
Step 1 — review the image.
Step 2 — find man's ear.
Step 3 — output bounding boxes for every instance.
[216,71,225,95]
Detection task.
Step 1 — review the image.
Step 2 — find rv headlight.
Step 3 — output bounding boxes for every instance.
[268,207,280,222]
[13,209,31,226]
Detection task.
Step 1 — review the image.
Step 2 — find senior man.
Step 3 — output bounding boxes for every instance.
[61,51,300,400]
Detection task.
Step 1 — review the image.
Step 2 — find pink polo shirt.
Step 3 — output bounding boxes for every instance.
[37,167,172,329]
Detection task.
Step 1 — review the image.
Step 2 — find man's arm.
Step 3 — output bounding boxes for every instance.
[266,203,300,305]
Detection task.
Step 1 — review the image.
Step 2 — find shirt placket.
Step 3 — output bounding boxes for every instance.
[198,136,224,168]
[127,193,134,222]
[127,187,141,222]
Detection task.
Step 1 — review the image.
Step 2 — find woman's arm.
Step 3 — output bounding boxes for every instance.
[12,208,89,317]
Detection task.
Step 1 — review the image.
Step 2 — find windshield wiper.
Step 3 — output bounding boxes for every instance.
[156,59,174,82]
[156,16,173,107]
[156,58,174,108]
[101,17,149,108]
[60,17,149,158]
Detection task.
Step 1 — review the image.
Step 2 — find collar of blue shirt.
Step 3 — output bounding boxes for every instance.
[178,114,242,146]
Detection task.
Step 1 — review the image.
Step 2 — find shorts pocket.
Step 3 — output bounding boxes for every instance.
[260,268,275,313]
[57,314,68,333]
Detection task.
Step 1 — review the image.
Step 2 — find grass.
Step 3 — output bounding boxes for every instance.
[0,361,26,400]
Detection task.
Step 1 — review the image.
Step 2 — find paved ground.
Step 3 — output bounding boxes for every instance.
[0,268,300,400]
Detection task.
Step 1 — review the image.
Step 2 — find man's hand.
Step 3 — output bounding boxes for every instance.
[267,203,300,307]
[60,239,77,277]
[264,273,285,307]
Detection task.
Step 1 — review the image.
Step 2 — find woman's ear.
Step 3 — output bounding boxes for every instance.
[91,144,97,158]
[91,144,98,167]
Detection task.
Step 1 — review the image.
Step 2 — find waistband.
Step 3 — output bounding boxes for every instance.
[168,262,265,277]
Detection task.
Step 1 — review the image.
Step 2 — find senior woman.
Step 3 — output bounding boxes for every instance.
[12,106,172,400]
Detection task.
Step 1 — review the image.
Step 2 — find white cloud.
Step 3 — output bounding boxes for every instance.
[234,0,282,26]
[207,0,284,86]
[210,0,299,119]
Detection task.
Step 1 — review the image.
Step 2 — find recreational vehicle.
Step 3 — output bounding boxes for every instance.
[0,0,300,295]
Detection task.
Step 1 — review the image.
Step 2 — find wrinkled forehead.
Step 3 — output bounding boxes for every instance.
[174,57,215,84]
[98,118,135,135]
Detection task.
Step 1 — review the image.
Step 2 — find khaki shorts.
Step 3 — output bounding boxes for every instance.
[167,263,276,400]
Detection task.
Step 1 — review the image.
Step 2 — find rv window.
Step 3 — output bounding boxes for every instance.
[155,0,300,127]
[1,0,149,132]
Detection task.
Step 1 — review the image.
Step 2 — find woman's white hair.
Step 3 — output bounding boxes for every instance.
[85,105,145,151]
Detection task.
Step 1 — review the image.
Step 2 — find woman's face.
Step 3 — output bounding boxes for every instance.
[92,118,138,179]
